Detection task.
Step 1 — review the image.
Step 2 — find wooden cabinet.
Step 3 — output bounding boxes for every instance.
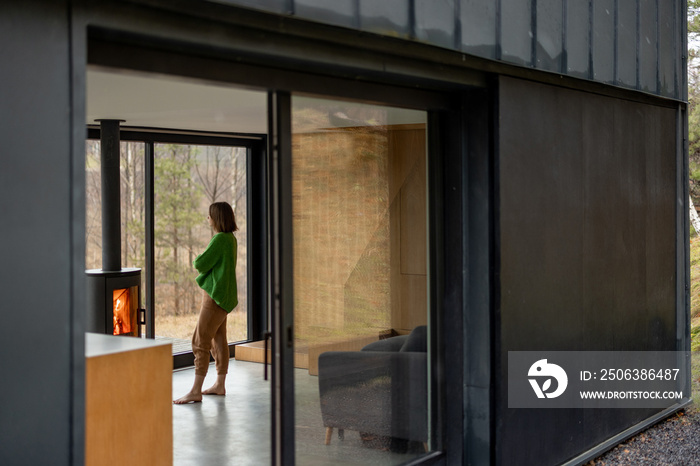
[85,333,172,466]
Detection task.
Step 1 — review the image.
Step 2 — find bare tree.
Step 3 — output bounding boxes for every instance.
[194,146,235,204]
[85,140,103,270]
[121,142,145,269]
[155,144,202,316]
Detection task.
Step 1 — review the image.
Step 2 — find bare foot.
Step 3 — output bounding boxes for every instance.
[202,383,226,396]
[173,392,202,404]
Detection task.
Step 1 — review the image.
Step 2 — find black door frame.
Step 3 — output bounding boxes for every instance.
[267,90,471,464]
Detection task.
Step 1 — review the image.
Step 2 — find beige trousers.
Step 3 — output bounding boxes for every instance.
[192,291,229,377]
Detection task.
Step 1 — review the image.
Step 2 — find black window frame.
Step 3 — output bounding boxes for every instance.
[86,126,268,369]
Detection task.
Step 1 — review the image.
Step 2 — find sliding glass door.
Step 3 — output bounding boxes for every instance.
[270,93,431,464]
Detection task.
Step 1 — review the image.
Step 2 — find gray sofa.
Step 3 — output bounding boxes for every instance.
[317,325,428,447]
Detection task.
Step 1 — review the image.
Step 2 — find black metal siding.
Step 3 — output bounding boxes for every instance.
[212,0,685,100]
[497,76,678,465]
[0,1,84,465]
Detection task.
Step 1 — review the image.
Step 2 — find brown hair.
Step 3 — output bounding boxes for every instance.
[209,202,238,233]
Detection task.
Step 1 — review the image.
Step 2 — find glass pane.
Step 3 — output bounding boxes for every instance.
[292,96,430,464]
[154,143,248,353]
[113,286,139,336]
[85,139,102,270]
[85,139,145,283]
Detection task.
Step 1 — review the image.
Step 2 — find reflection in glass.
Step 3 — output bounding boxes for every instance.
[500,0,532,65]
[292,96,429,464]
[209,0,286,14]
[461,0,497,59]
[639,0,658,94]
[592,0,615,83]
[565,0,591,79]
[535,0,562,72]
[359,0,411,38]
[616,0,637,87]
[414,0,456,49]
[658,4,677,98]
[294,0,357,28]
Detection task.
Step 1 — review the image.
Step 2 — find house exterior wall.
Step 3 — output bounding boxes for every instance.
[212,0,685,100]
[0,1,85,465]
[0,1,687,465]
[497,75,681,465]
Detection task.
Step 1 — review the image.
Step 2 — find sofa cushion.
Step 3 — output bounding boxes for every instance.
[400,325,427,352]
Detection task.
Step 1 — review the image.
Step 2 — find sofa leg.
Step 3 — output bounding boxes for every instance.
[338,428,344,440]
[423,442,429,452]
[325,427,333,445]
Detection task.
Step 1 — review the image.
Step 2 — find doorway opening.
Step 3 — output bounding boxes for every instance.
[290,95,430,463]
[85,59,438,465]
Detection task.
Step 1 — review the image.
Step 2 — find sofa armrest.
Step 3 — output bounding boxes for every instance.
[361,335,408,352]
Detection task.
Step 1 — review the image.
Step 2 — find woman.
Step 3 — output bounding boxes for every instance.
[174,201,238,404]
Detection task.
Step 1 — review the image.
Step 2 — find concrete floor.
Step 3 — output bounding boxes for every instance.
[172,359,424,465]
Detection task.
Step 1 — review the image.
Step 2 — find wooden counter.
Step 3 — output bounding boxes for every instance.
[85,333,172,466]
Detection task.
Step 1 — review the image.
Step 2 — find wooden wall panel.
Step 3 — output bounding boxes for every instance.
[400,131,428,276]
[293,124,428,341]
[389,126,428,332]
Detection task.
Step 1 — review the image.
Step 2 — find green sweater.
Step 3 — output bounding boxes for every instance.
[194,232,238,312]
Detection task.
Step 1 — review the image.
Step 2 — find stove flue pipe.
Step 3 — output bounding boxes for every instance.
[98,119,123,272]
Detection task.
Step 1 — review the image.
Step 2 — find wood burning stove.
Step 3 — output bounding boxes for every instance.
[86,119,152,338]
[86,268,143,336]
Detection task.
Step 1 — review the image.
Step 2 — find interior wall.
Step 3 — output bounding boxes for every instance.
[389,125,428,332]
[0,1,83,465]
[292,127,392,338]
[292,124,427,342]
[497,76,678,465]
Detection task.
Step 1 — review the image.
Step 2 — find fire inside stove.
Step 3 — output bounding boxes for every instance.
[112,287,138,336]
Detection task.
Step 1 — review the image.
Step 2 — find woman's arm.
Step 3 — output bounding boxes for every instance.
[193,234,222,273]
